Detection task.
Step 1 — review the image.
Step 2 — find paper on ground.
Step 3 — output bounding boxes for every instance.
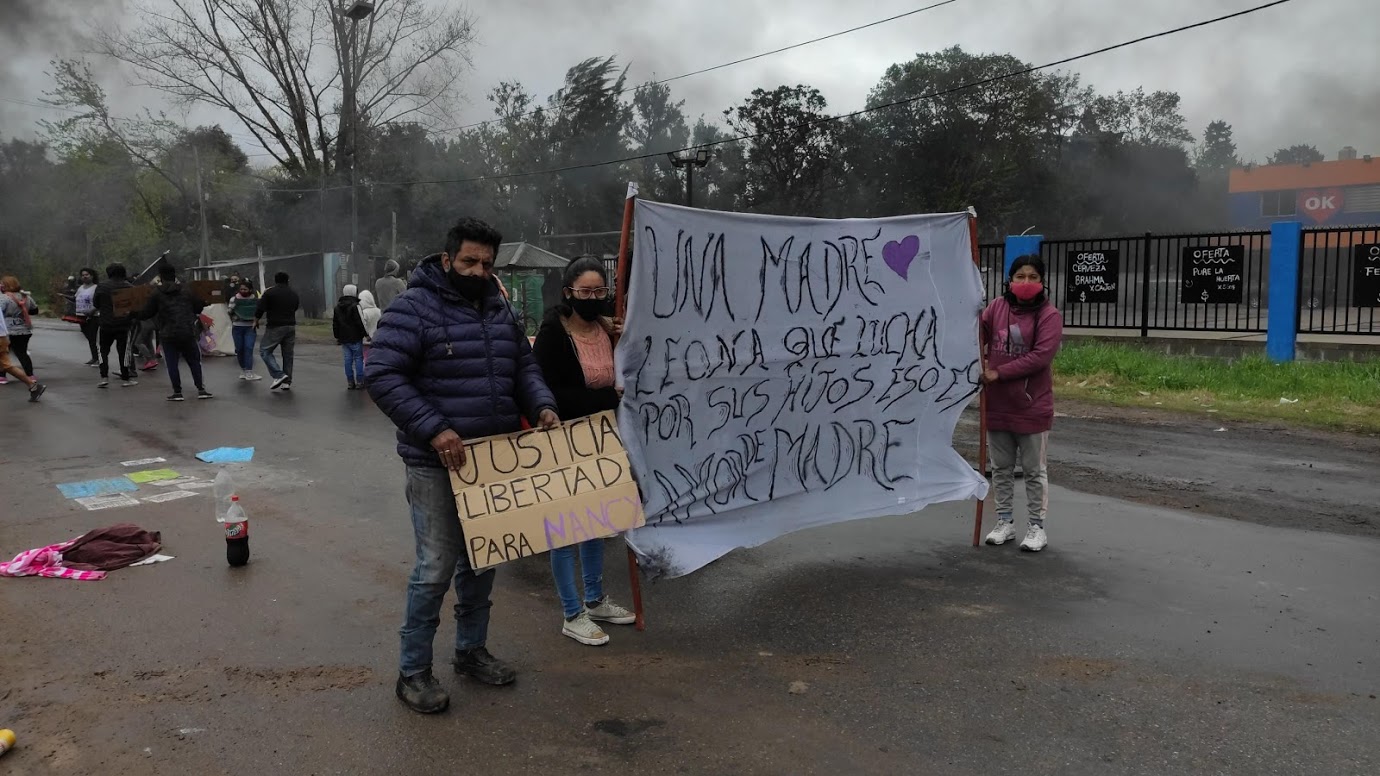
[176,480,216,490]
[195,447,254,464]
[130,554,175,567]
[142,490,199,504]
[126,468,182,484]
[150,476,204,487]
[57,478,139,499]
[121,457,167,467]
[75,493,141,511]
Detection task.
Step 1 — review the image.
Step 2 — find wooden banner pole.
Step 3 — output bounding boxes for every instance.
[969,213,989,547]
[613,184,646,631]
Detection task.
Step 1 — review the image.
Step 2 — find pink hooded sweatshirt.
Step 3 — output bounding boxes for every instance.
[980,295,1064,435]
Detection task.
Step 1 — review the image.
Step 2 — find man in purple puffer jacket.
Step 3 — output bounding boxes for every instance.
[980,255,1064,553]
[367,217,558,714]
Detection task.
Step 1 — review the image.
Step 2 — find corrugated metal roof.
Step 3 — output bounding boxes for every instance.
[495,242,569,269]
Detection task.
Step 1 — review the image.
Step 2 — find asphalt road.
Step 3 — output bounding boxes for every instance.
[1,322,1376,775]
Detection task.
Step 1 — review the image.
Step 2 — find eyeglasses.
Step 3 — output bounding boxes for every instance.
[567,286,610,300]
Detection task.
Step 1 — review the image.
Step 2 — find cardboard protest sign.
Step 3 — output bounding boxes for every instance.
[189,280,225,305]
[616,201,988,578]
[449,411,645,569]
[112,285,155,318]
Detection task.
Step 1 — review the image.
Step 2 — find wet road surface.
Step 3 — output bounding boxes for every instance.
[1,323,1376,775]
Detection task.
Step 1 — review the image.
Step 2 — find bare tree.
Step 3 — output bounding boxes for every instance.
[95,0,475,178]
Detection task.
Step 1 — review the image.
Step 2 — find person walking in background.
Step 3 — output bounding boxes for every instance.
[75,267,101,366]
[980,255,1064,553]
[0,308,45,401]
[229,279,262,381]
[256,271,300,391]
[138,264,212,402]
[366,217,559,715]
[357,289,381,362]
[332,283,368,390]
[374,259,406,310]
[92,263,138,389]
[0,276,39,380]
[532,257,636,646]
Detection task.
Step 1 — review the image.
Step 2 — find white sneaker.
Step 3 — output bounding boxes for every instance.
[238,371,248,380]
[271,375,287,390]
[985,521,1017,546]
[561,612,609,646]
[1020,525,1048,552]
[245,372,263,381]
[585,598,636,625]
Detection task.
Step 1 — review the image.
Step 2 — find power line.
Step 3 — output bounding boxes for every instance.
[439,0,962,136]
[232,0,1299,194]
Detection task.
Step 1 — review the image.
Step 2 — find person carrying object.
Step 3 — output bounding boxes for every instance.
[980,254,1064,553]
[138,264,212,401]
[532,256,635,646]
[366,217,559,715]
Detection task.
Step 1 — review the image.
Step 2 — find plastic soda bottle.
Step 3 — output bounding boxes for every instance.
[222,495,250,567]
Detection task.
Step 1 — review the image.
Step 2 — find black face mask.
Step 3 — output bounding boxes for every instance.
[447,268,489,302]
[569,297,604,322]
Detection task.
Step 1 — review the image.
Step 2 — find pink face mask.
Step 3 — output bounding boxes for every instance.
[1009,281,1043,302]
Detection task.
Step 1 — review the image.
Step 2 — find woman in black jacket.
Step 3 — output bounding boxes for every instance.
[531,257,635,646]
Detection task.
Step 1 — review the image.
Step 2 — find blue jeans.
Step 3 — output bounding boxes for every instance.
[232,325,257,371]
[400,465,496,677]
[260,325,295,381]
[550,541,605,618]
[341,342,364,385]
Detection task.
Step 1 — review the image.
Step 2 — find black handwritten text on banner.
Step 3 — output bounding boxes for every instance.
[616,202,989,578]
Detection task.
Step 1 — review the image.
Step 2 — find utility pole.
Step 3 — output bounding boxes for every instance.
[194,146,210,267]
[667,148,711,208]
[391,209,397,261]
[339,2,375,264]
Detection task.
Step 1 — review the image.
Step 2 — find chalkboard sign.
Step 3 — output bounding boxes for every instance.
[1066,249,1119,304]
[1353,243,1380,308]
[1180,245,1244,304]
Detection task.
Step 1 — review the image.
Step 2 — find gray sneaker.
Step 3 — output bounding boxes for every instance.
[585,597,636,625]
[561,612,610,646]
[985,521,1017,546]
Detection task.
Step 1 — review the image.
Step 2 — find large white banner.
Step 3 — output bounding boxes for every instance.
[617,201,989,578]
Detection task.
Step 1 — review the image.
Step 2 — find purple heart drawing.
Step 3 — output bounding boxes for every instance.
[883,235,920,280]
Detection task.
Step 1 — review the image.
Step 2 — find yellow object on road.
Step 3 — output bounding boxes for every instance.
[0,728,16,757]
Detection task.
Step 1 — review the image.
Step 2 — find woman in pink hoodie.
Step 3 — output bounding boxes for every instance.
[980,255,1064,552]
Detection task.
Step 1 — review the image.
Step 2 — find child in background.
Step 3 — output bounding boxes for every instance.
[332,284,368,390]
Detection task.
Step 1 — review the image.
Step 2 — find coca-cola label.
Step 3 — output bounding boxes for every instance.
[224,520,249,540]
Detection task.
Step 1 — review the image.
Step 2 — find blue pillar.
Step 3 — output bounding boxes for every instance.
[1003,234,1044,276]
[1266,221,1302,363]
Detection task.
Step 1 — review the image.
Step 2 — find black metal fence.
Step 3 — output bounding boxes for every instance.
[1298,227,1380,335]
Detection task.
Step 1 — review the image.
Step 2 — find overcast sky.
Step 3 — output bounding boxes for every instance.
[2,0,1376,165]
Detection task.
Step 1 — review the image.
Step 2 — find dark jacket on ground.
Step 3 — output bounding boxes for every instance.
[61,523,162,571]
[92,278,135,330]
[139,281,206,344]
[257,284,300,328]
[332,295,367,344]
[365,255,557,468]
[532,308,620,421]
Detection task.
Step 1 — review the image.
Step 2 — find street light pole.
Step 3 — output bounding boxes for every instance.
[667,148,711,208]
[340,2,375,263]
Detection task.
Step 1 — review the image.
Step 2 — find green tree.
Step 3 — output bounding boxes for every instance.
[724,84,843,215]
[1268,144,1325,165]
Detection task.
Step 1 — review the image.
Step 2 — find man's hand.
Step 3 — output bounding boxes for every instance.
[982,368,1000,384]
[537,409,560,430]
[609,316,624,337]
[430,429,467,471]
